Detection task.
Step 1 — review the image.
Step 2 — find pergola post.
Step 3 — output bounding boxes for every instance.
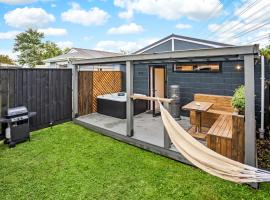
[244,55,258,188]
[69,64,78,118]
[164,102,172,149]
[126,61,134,137]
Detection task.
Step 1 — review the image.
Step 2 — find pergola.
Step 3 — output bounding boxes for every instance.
[72,45,259,172]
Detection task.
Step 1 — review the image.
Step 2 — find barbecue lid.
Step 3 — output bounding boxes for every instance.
[7,106,28,116]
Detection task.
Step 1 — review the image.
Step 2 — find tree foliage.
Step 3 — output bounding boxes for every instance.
[232,85,245,112]
[0,54,14,65]
[14,28,44,67]
[260,45,270,59]
[42,41,63,60]
[13,28,68,68]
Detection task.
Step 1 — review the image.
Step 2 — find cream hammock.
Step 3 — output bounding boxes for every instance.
[159,102,270,183]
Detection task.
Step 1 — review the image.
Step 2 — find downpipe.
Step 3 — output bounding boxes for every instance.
[259,56,265,139]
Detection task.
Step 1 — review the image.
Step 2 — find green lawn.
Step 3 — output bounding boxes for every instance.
[1,122,270,200]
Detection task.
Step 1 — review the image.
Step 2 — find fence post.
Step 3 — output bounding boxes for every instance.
[70,64,78,118]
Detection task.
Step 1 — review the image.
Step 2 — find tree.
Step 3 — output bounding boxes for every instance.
[260,45,270,59]
[42,41,63,60]
[0,54,14,65]
[62,47,71,54]
[14,28,44,67]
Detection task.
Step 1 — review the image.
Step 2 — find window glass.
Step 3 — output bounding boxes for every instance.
[173,63,220,72]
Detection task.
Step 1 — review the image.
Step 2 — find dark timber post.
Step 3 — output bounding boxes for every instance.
[244,54,258,188]
[126,60,134,137]
[164,102,172,149]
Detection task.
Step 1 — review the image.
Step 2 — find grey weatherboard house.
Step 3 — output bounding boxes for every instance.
[125,34,269,125]
[72,34,268,188]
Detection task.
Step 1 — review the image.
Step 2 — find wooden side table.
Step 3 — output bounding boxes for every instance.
[182,101,213,133]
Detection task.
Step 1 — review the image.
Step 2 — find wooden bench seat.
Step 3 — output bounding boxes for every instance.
[206,114,245,162]
[190,94,234,128]
[207,109,233,116]
[208,115,232,139]
[189,93,245,163]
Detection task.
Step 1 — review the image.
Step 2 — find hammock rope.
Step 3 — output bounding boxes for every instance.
[158,101,270,183]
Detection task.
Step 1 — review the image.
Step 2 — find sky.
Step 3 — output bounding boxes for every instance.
[0,0,270,59]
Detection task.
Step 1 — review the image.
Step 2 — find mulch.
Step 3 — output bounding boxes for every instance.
[257,138,270,169]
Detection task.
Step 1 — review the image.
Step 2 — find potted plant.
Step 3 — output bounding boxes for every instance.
[232,85,245,115]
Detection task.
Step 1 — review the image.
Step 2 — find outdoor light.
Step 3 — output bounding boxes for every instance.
[235,64,242,71]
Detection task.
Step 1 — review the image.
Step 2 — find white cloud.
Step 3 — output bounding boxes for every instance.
[4,7,55,28]
[0,49,18,60]
[95,38,159,53]
[175,23,192,29]
[0,0,36,4]
[51,3,56,8]
[61,2,109,26]
[0,31,20,40]
[56,41,73,49]
[207,0,270,46]
[38,28,67,36]
[83,36,93,41]
[107,23,143,34]
[114,0,222,20]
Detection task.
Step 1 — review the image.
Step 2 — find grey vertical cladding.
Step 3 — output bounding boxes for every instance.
[142,40,172,54]
[120,64,126,91]
[132,60,265,125]
[133,64,149,95]
[174,40,213,51]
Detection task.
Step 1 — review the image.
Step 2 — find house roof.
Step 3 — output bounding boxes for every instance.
[44,48,121,63]
[133,34,233,54]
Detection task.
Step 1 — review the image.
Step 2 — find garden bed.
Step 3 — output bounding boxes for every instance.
[257,138,270,169]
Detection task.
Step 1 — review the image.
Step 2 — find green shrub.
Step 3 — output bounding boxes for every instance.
[232,85,245,112]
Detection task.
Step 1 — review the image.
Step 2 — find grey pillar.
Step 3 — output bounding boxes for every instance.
[164,102,172,149]
[244,55,256,166]
[71,64,78,118]
[244,55,258,188]
[126,61,134,137]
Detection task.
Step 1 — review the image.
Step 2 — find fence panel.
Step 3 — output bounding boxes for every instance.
[92,71,122,112]
[0,68,72,131]
[78,71,122,116]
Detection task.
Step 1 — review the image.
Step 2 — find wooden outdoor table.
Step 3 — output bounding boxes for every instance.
[182,101,213,133]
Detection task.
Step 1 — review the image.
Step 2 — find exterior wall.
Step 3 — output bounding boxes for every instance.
[132,61,269,127]
[120,64,126,91]
[142,40,172,54]
[136,39,215,54]
[174,40,213,51]
[133,64,149,95]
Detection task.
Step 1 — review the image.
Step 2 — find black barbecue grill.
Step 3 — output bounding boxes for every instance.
[0,106,36,148]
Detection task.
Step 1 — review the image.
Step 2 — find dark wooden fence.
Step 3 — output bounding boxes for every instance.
[0,68,72,131]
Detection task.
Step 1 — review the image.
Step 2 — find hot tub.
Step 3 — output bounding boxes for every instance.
[97,93,148,119]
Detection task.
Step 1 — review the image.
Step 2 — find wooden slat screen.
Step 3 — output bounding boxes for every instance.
[78,71,122,115]
[92,71,122,112]
[78,71,93,116]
